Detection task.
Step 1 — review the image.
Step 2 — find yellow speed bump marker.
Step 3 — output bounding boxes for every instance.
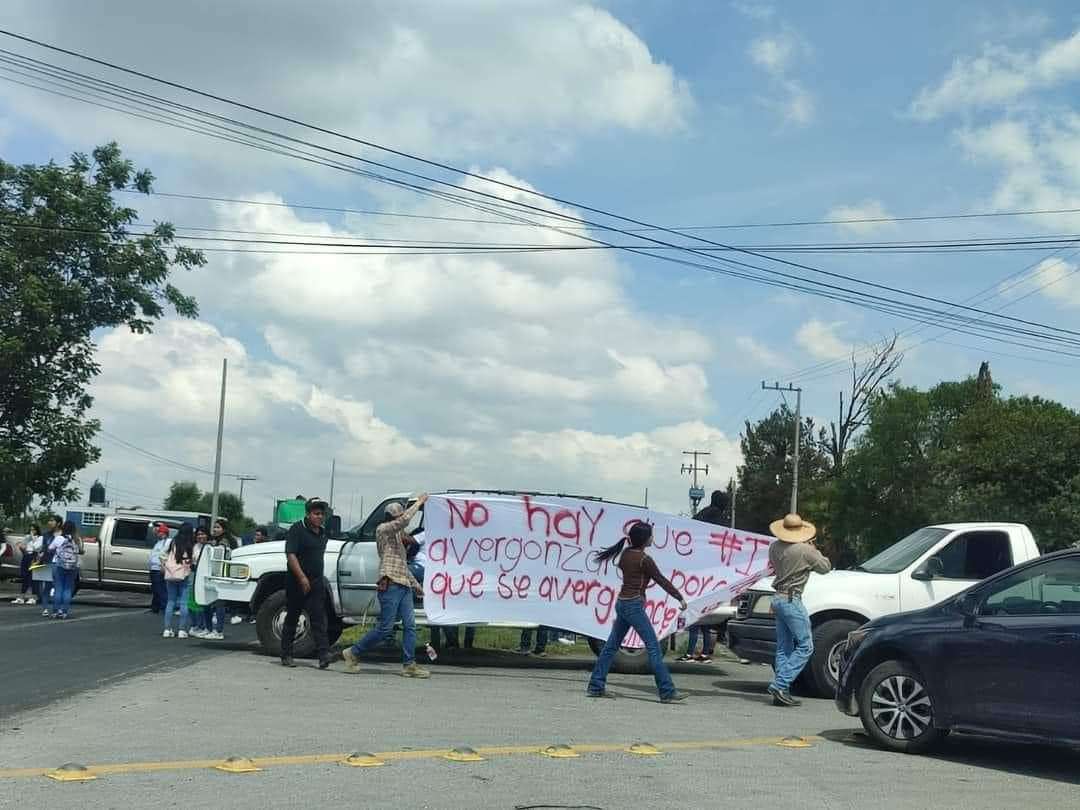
[46,763,97,782]
[627,742,663,756]
[342,752,385,768]
[540,744,579,759]
[776,736,814,749]
[214,756,262,774]
[444,747,485,763]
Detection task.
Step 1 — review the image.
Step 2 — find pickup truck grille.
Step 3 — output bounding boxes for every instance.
[734,593,753,620]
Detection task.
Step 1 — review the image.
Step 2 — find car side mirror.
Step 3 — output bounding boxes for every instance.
[912,556,945,581]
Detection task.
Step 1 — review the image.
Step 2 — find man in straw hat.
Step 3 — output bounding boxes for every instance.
[766,513,832,707]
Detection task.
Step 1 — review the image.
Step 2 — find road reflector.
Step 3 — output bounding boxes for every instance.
[342,752,385,768]
[627,742,663,756]
[540,744,579,759]
[214,756,262,773]
[444,747,485,763]
[46,763,97,782]
[776,736,813,749]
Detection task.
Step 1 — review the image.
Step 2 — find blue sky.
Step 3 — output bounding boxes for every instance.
[2,1,1078,519]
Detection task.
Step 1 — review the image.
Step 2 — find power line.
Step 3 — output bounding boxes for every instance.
[2,37,1079,360]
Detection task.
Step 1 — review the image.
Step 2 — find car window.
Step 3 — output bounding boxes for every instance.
[935,531,1012,580]
[356,499,414,541]
[112,519,152,549]
[982,556,1080,616]
[858,527,950,573]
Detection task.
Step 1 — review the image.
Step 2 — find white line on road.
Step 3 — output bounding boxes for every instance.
[0,610,136,633]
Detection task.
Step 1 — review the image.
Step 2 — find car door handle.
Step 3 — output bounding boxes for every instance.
[111,551,124,555]
[1048,633,1080,643]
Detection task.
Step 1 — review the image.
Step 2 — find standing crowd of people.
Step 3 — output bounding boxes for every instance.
[158,518,243,640]
[9,515,84,619]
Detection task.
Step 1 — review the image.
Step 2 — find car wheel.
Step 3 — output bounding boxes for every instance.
[858,660,944,754]
[807,619,860,697]
[586,637,663,674]
[256,590,314,658]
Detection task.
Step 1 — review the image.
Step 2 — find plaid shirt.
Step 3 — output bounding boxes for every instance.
[376,504,421,589]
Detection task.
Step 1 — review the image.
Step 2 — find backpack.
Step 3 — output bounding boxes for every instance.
[162,542,192,581]
[56,537,79,571]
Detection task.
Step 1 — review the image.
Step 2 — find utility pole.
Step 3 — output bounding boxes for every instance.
[234,474,257,506]
[210,358,228,527]
[328,458,336,511]
[680,450,711,514]
[730,476,737,528]
[761,380,803,515]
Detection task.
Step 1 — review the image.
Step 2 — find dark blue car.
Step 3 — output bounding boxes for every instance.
[836,548,1080,753]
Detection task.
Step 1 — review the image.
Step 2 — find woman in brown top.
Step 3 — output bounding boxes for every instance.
[586,522,688,702]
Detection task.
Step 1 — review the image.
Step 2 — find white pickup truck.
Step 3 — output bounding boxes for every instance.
[727,522,1041,697]
[195,490,738,671]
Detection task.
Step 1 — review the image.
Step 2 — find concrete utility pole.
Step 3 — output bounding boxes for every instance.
[328,458,336,511]
[234,474,257,506]
[681,450,711,515]
[210,358,228,527]
[761,381,803,515]
[730,476,737,528]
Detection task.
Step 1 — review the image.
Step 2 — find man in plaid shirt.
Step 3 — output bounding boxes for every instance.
[343,493,430,678]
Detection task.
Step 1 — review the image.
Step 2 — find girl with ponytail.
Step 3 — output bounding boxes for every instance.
[586,521,688,703]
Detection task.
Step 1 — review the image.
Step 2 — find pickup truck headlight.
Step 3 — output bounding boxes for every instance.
[224,562,251,580]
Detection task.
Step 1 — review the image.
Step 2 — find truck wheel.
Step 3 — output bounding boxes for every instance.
[586,637,665,675]
[807,619,860,697]
[256,590,314,658]
[858,660,945,754]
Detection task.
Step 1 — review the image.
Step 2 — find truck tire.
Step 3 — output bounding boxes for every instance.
[586,637,665,675]
[256,589,343,658]
[858,660,946,754]
[807,618,860,698]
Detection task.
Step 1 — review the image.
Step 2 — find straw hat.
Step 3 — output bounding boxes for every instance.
[769,513,817,543]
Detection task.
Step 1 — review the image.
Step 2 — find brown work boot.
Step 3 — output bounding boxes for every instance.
[401,662,431,679]
[342,648,360,673]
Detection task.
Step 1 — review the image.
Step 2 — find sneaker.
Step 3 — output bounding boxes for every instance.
[694,654,713,664]
[163,629,174,638]
[767,685,801,707]
[557,637,575,646]
[402,662,431,679]
[178,630,189,639]
[41,609,51,618]
[11,597,25,605]
[189,628,205,639]
[677,654,694,662]
[660,691,689,704]
[342,648,360,673]
[318,656,332,670]
[230,615,243,625]
[532,650,547,657]
[247,617,256,624]
[515,647,531,655]
[281,656,296,668]
[26,597,37,605]
[207,631,223,640]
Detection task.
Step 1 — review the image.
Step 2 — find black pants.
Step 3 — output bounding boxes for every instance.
[281,575,329,660]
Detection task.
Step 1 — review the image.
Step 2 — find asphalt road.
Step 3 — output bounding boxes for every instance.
[1,594,1078,808]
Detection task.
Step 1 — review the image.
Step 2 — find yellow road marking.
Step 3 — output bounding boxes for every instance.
[0,735,825,780]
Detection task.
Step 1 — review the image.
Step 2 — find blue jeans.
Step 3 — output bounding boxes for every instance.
[587,598,676,699]
[686,624,715,655]
[770,595,813,692]
[212,601,227,631]
[349,583,417,664]
[52,567,77,614]
[164,578,191,632]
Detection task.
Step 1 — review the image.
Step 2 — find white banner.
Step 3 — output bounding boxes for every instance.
[423,493,775,643]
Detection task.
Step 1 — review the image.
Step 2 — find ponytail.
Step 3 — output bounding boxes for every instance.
[592,521,654,565]
[593,537,626,565]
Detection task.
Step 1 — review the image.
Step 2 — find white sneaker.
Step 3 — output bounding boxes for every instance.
[26,597,37,605]
[189,628,206,639]
[178,630,189,639]
[208,631,224,640]
[230,615,243,625]
[42,609,51,617]
[163,629,174,638]
[12,597,25,604]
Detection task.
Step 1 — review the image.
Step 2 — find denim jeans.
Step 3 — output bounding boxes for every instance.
[587,598,676,699]
[52,567,77,614]
[212,602,227,631]
[149,570,166,612]
[686,624,715,655]
[519,626,549,653]
[770,595,814,692]
[164,577,191,632]
[350,583,417,664]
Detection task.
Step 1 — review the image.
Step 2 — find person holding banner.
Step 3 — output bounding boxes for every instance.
[766,513,832,708]
[586,521,689,703]
[343,494,431,678]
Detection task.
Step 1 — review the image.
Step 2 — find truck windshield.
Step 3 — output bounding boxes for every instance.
[857,527,950,574]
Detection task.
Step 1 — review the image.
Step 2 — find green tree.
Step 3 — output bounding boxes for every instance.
[165,481,203,512]
[0,144,204,516]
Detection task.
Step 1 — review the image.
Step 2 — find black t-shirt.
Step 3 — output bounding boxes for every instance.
[284,519,327,579]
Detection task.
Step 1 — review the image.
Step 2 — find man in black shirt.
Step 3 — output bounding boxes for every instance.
[281,496,331,669]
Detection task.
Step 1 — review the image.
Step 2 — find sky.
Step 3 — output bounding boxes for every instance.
[2,1,1079,522]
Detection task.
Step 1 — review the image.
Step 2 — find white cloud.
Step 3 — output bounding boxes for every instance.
[795,320,850,361]
[0,1,694,167]
[735,336,785,369]
[825,199,894,234]
[1015,258,1080,309]
[745,29,815,126]
[731,1,775,22]
[911,29,1080,120]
